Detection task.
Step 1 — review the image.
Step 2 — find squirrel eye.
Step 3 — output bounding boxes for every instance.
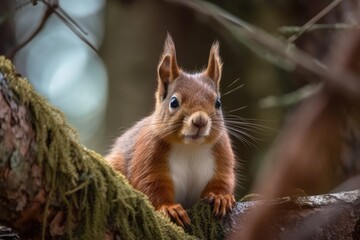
[215,98,221,109]
[170,96,180,109]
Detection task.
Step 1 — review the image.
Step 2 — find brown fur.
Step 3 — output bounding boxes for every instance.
[106,34,236,227]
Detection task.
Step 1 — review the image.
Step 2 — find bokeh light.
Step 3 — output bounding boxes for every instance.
[14,0,107,149]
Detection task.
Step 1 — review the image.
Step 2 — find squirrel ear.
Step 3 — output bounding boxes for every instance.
[157,34,180,101]
[205,41,222,89]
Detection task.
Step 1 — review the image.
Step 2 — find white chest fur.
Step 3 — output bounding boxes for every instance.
[168,144,215,209]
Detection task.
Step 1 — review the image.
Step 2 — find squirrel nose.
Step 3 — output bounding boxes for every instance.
[192,116,208,129]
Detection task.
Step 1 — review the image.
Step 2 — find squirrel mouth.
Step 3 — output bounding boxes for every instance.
[182,128,209,142]
[184,133,206,140]
[186,134,201,140]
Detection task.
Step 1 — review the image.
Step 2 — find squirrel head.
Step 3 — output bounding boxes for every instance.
[153,33,224,145]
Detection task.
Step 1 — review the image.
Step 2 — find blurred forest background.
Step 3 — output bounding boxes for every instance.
[0,0,359,198]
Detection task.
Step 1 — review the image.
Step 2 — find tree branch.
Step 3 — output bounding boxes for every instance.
[226,190,360,239]
[0,56,193,239]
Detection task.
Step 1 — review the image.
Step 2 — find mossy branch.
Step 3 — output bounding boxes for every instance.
[0,56,197,240]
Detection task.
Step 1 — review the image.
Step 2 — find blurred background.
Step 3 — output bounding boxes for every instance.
[1,0,358,197]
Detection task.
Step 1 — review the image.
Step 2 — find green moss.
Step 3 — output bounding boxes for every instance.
[0,56,199,240]
[188,202,225,239]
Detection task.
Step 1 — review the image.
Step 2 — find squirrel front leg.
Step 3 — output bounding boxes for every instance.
[202,183,236,218]
[129,137,191,228]
[201,135,236,218]
[133,171,190,228]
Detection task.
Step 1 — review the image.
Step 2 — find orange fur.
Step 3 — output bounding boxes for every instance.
[106,34,236,227]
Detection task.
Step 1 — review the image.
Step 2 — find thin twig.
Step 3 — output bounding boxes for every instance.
[258,84,322,108]
[55,6,88,36]
[6,7,53,60]
[41,1,98,53]
[279,23,359,34]
[6,0,98,59]
[287,0,344,43]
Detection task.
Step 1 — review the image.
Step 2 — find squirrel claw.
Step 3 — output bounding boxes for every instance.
[203,192,215,203]
[158,203,191,228]
[203,192,235,218]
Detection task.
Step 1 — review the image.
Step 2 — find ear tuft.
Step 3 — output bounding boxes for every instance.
[156,33,180,102]
[163,33,176,56]
[205,41,223,88]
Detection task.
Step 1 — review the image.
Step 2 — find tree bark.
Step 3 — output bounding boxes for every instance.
[0,69,41,237]
[226,190,360,239]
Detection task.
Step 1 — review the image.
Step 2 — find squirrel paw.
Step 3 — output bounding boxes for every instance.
[158,203,191,228]
[203,192,236,218]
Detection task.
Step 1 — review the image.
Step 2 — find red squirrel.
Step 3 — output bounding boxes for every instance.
[106,34,236,228]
